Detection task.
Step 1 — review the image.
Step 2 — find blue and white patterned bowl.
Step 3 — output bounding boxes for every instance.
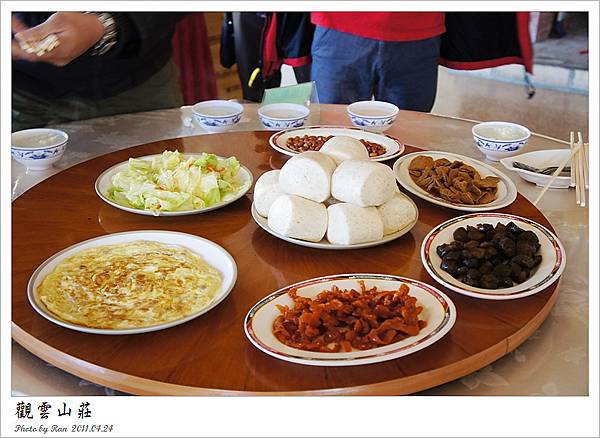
[11,128,68,170]
[258,103,310,130]
[474,143,524,162]
[192,100,244,133]
[347,101,399,132]
[472,122,530,152]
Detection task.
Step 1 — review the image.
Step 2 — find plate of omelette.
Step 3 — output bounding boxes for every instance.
[28,231,237,334]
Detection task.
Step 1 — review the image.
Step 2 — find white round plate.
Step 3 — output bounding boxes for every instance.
[95,153,253,216]
[269,126,405,162]
[244,274,456,366]
[393,151,518,212]
[27,231,237,334]
[421,213,566,300]
[250,194,418,250]
[499,149,573,189]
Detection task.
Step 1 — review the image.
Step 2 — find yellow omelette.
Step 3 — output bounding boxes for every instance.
[37,240,222,329]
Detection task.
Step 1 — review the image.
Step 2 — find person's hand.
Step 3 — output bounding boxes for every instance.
[12,12,105,67]
[12,14,29,34]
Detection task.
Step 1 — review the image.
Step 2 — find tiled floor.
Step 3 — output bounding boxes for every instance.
[534,12,588,70]
[433,67,589,141]
[535,34,589,70]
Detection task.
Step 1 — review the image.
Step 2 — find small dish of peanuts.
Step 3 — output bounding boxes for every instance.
[285,135,387,157]
[269,126,405,162]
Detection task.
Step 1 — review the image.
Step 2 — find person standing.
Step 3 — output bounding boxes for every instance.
[310,12,445,112]
[12,12,185,131]
[220,12,313,102]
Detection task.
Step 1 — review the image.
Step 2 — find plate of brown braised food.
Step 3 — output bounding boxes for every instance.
[421,213,566,300]
[269,126,404,162]
[393,151,517,211]
[244,274,456,366]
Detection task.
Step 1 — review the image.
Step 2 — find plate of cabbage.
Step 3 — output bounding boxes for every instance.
[95,150,253,216]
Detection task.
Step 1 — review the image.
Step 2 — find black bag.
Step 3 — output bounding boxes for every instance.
[220,12,236,68]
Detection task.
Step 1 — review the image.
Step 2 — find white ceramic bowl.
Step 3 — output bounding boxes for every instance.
[475,143,523,161]
[472,121,530,155]
[258,103,310,130]
[347,100,399,132]
[192,100,244,133]
[11,128,68,170]
[499,149,573,188]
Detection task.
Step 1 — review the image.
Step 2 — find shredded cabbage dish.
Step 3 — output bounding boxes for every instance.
[107,151,248,214]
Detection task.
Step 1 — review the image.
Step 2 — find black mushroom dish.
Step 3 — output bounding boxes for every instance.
[436,222,542,289]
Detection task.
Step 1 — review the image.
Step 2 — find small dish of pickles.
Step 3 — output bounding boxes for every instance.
[421,213,566,300]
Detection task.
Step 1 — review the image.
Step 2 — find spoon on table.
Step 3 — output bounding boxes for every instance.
[512,161,571,176]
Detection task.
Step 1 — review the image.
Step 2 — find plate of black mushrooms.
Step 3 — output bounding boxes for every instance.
[421,213,566,300]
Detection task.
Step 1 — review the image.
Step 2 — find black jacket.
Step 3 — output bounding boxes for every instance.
[221,12,533,81]
[13,12,185,99]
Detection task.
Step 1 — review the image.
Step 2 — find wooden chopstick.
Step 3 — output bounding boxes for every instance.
[583,142,589,189]
[534,138,583,206]
[570,132,575,188]
[573,132,581,204]
[577,132,586,207]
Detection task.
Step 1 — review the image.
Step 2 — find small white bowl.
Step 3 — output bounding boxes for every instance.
[258,103,310,130]
[475,143,523,162]
[500,149,573,189]
[11,128,68,170]
[192,100,244,133]
[472,121,530,154]
[347,100,399,132]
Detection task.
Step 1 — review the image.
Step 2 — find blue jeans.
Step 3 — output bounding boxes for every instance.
[311,26,440,111]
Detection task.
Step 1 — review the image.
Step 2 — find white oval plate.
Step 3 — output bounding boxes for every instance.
[421,213,566,300]
[269,126,405,162]
[499,149,573,189]
[250,194,418,250]
[28,231,237,335]
[393,151,518,212]
[95,153,253,216]
[244,274,456,366]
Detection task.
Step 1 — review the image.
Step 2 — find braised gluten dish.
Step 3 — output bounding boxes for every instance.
[37,240,222,329]
[409,155,500,205]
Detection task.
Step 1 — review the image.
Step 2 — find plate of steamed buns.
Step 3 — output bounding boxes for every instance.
[252,140,418,249]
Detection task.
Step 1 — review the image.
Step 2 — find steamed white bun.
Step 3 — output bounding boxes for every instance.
[377,194,417,235]
[320,136,369,164]
[254,170,280,193]
[278,151,336,203]
[326,203,383,245]
[254,183,286,217]
[331,160,396,207]
[268,194,327,242]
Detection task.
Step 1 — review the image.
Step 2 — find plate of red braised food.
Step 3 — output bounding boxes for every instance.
[244,273,456,366]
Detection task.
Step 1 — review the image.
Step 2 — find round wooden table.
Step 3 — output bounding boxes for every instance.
[12,131,559,395]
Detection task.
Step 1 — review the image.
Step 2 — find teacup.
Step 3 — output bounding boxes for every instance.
[11,128,68,170]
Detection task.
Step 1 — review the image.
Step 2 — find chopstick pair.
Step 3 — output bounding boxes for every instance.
[533,131,588,207]
[571,132,588,207]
